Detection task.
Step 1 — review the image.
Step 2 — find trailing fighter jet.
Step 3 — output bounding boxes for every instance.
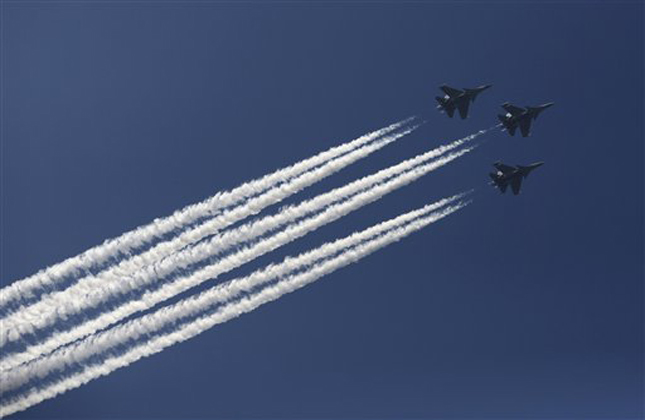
[497,102,554,137]
[435,84,492,119]
[489,161,544,195]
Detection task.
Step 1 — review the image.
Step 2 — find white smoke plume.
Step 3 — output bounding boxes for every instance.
[0,200,469,417]
[0,124,417,341]
[2,127,483,346]
[0,119,412,313]
[1,193,468,392]
[0,145,476,371]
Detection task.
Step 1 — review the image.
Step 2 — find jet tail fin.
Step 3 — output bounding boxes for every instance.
[497,115,513,133]
[436,97,455,118]
[489,173,507,193]
[498,115,517,136]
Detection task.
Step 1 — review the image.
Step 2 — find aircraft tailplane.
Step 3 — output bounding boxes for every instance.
[497,115,513,131]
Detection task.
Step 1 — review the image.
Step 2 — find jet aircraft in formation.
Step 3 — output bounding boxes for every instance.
[435,84,492,119]
[489,162,544,195]
[497,102,554,137]
[434,84,552,195]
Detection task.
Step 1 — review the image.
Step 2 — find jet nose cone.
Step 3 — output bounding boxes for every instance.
[532,162,545,168]
[542,102,555,108]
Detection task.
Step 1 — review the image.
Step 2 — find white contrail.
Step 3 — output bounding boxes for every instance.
[0,144,476,371]
[1,194,467,392]
[0,201,469,417]
[0,119,411,313]
[2,127,484,349]
[0,123,417,339]
[0,128,420,346]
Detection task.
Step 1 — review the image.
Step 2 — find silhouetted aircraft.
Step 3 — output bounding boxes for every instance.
[435,84,492,119]
[497,102,554,137]
[489,161,544,195]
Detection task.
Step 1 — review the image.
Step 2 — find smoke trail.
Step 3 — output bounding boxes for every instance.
[2,127,484,349]
[0,119,411,313]
[1,144,475,371]
[1,193,468,392]
[0,123,417,338]
[0,201,469,417]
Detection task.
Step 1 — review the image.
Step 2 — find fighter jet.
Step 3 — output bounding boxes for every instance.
[489,161,544,195]
[497,102,554,137]
[435,84,492,119]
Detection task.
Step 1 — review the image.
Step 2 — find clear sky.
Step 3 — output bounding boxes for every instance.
[2,1,643,419]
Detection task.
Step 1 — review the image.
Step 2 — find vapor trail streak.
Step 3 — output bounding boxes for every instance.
[0,119,410,314]
[2,194,466,392]
[1,124,416,345]
[2,126,479,345]
[0,201,469,417]
[1,144,476,371]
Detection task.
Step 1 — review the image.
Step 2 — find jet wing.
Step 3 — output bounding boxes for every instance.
[502,103,525,116]
[441,85,463,98]
[510,176,523,195]
[494,162,516,174]
[456,99,470,119]
[519,118,532,137]
[489,174,508,194]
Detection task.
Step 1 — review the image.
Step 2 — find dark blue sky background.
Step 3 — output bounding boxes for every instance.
[2,1,643,418]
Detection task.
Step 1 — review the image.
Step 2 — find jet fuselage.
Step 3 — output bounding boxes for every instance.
[436,84,491,119]
[489,162,544,195]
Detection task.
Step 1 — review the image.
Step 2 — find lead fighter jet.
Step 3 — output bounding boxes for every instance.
[497,102,554,137]
[435,84,492,119]
[489,161,544,195]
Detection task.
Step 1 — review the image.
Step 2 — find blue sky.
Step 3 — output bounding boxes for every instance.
[2,1,643,418]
